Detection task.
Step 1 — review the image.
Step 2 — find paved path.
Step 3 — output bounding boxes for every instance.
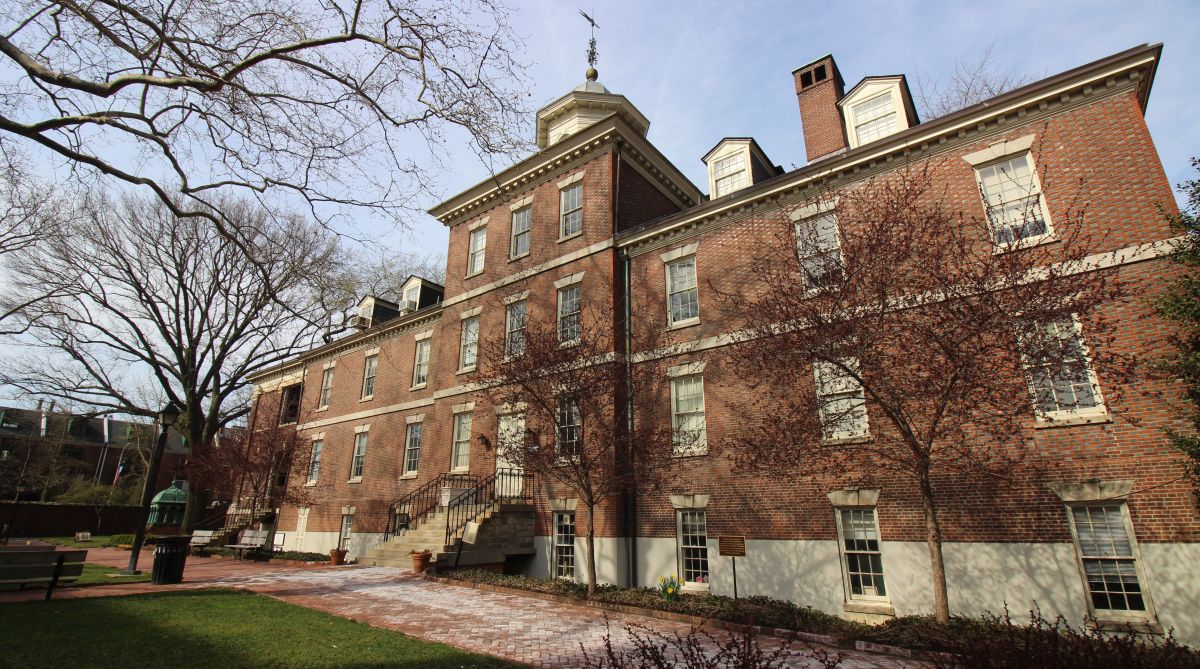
[1,547,917,668]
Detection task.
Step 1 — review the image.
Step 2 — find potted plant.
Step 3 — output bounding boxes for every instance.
[330,547,348,565]
[410,549,432,573]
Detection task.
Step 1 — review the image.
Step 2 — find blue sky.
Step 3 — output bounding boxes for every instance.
[394,0,1200,257]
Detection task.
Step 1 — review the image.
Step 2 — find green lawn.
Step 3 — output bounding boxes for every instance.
[73,562,152,585]
[35,535,115,548]
[0,589,522,668]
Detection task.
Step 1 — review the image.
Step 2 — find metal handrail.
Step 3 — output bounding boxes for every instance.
[384,472,479,540]
[443,467,532,547]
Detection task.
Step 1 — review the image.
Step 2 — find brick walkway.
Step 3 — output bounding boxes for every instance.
[0,547,917,668]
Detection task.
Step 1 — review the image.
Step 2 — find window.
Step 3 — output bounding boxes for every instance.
[459,316,479,370]
[851,92,897,145]
[556,394,582,457]
[1068,504,1150,616]
[975,153,1051,246]
[350,431,368,479]
[560,183,583,238]
[510,207,531,258]
[1023,316,1104,420]
[554,512,576,579]
[712,153,748,197]
[677,510,709,585]
[451,413,472,470]
[317,368,334,409]
[404,422,422,474]
[278,384,302,425]
[505,300,527,358]
[403,284,419,306]
[795,212,843,290]
[814,359,869,440]
[467,226,486,275]
[557,284,582,344]
[361,354,378,399]
[666,256,699,326]
[338,514,353,551]
[306,439,323,484]
[412,339,430,387]
[836,508,888,601]
[671,374,707,454]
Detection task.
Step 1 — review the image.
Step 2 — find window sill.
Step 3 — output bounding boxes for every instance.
[399,472,418,480]
[555,455,582,467]
[557,231,583,244]
[465,270,484,280]
[559,339,580,349]
[359,396,374,403]
[304,481,317,488]
[278,421,298,427]
[314,406,329,413]
[1034,411,1111,429]
[672,447,709,458]
[451,466,471,474]
[1090,616,1163,635]
[821,434,872,446]
[456,366,477,376]
[682,582,710,592]
[668,317,700,331]
[508,252,530,263]
[992,233,1058,255]
[410,383,428,391]
[347,477,363,484]
[843,601,895,617]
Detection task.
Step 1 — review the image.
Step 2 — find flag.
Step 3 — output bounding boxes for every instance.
[111,461,125,486]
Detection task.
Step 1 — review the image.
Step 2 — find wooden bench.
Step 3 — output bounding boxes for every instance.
[189,530,218,553]
[0,548,88,599]
[225,529,269,559]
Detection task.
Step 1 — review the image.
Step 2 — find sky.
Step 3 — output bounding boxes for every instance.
[390,0,1200,258]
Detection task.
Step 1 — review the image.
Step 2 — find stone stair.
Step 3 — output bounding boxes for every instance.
[362,502,535,569]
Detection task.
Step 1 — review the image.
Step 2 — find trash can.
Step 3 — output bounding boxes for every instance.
[151,535,191,585]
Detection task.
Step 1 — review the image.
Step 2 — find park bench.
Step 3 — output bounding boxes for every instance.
[189,530,219,554]
[0,548,88,599]
[225,529,269,559]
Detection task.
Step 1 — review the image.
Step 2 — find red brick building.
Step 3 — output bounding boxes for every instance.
[248,44,1199,641]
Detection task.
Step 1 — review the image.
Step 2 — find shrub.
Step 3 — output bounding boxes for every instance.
[658,574,682,603]
[581,617,843,669]
[269,551,329,562]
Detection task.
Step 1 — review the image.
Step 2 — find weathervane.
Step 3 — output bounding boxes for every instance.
[579,10,599,80]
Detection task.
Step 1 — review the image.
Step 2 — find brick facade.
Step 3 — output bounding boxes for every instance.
[250,44,1199,640]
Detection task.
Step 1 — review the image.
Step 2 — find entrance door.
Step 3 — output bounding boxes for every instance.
[496,413,525,498]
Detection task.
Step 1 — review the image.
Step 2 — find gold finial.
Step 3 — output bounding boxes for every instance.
[580,10,599,80]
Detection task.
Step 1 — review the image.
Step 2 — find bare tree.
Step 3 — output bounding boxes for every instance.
[0,150,71,330]
[717,161,1135,622]
[479,293,679,595]
[915,44,1032,120]
[0,193,347,531]
[0,0,531,235]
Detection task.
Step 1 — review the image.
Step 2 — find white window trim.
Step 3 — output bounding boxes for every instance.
[316,367,334,411]
[458,315,480,374]
[675,509,710,591]
[970,147,1057,253]
[451,410,473,472]
[411,338,431,389]
[504,299,528,360]
[466,225,487,278]
[664,254,700,329]
[1021,315,1109,427]
[402,420,423,476]
[814,359,871,442]
[557,283,582,347]
[1062,500,1159,629]
[305,434,325,486]
[670,373,708,456]
[348,430,368,482]
[552,510,577,580]
[510,205,532,260]
[360,352,378,401]
[559,181,584,241]
[831,505,891,608]
[792,210,846,296]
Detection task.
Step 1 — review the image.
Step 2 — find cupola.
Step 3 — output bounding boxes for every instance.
[535,67,650,149]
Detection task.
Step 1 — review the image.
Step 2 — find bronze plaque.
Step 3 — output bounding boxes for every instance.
[718,535,746,557]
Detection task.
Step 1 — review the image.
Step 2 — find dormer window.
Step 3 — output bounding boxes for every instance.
[850,93,897,145]
[712,153,749,198]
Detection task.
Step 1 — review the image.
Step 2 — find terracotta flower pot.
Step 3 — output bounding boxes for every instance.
[410,549,432,573]
[330,548,348,565]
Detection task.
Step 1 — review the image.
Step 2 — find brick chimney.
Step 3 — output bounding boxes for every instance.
[793,55,848,163]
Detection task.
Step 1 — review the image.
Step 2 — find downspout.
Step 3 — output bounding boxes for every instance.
[613,147,639,588]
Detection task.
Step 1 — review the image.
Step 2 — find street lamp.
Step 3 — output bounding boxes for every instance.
[125,402,181,574]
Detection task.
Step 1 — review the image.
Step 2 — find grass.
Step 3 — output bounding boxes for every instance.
[73,562,152,586]
[0,589,522,668]
[31,535,114,549]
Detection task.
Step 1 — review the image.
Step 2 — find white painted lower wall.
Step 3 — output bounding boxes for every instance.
[280,529,384,562]
[531,535,1200,647]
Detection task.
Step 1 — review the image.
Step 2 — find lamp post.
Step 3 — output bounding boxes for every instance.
[125,402,180,574]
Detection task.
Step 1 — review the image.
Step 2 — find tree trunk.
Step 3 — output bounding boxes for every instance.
[585,502,598,596]
[917,466,950,623]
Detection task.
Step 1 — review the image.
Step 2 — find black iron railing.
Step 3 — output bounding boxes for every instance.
[443,468,532,547]
[384,472,479,540]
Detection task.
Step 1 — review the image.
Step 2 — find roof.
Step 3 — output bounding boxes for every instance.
[618,43,1161,244]
[151,481,187,505]
[0,406,188,453]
